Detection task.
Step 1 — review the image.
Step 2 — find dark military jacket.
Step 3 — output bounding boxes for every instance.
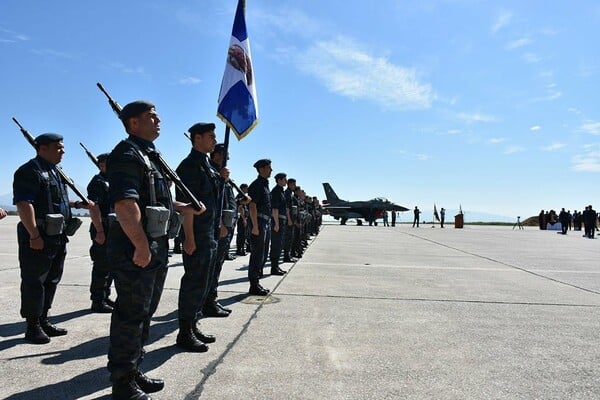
[87,172,110,219]
[13,155,72,243]
[176,148,219,234]
[248,175,271,219]
[106,135,173,266]
[271,185,286,218]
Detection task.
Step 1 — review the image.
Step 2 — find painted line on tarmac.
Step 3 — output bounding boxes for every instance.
[401,231,600,296]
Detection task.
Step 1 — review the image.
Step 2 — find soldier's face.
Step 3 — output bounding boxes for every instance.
[39,142,65,165]
[259,164,272,178]
[132,109,161,141]
[195,131,217,153]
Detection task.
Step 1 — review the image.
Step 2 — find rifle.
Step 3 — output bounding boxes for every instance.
[79,142,99,169]
[182,132,250,201]
[12,117,89,205]
[96,83,204,211]
[96,82,122,117]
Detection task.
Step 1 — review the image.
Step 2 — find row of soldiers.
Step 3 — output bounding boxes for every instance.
[10,100,319,400]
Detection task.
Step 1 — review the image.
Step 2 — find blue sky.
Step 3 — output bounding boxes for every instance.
[1,0,599,220]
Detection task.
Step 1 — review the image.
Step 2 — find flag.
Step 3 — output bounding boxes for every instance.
[434,204,440,221]
[217,0,258,140]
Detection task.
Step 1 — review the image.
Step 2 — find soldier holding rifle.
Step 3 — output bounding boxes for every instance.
[12,131,101,345]
[82,149,115,313]
[105,101,204,400]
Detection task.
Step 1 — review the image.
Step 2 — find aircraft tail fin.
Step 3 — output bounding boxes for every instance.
[322,182,341,203]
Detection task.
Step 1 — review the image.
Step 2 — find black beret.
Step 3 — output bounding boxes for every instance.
[119,100,155,121]
[213,143,226,153]
[96,153,110,162]
[253,159,271,169]
[35,133,63,146]
[188,122,216,136]
[274,172,287,181]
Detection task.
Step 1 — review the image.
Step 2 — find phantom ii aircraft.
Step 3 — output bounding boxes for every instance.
[322,183,409,225]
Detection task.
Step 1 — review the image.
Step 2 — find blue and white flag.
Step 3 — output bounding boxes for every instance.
[217,0,258,140]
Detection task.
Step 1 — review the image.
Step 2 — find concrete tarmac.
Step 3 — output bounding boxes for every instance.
[1,216,599,399]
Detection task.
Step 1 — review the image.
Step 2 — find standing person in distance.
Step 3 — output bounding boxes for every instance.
[247,159,272,295]
[87,152,115,313]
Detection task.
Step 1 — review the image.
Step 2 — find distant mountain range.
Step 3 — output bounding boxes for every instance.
[0,193,15,211]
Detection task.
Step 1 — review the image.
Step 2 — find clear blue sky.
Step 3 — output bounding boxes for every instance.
[1,1,599,220]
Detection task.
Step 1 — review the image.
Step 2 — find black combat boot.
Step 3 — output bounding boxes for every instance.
[270,260,286,276]
[202,301,230,318]
[176,320,209,352]
[191,320,216,344]
[112,372,151,400]
[39,314,67,337]
[25,317,50,344]
[91,300,113,313]
[248,280,270,296]
[135,370,164,394]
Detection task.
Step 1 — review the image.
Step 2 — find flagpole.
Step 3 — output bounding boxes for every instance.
[216,125,231,234]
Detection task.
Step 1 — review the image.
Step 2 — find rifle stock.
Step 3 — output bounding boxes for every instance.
[12,117,89,205]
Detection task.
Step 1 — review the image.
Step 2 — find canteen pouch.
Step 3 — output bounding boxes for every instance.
[64,217,82,236]
[167,212,183,239]
[145,206,170,238]
[221,209,235,228]
[44,213,65,236]
[107,213,118,227]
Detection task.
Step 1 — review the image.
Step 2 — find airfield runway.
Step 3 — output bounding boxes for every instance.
[1,216,599,399]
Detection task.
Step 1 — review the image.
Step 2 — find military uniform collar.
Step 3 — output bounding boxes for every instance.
[128,134,155,151]
[34,154,57,169]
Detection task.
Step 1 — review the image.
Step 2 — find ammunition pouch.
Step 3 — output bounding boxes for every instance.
[37,214,65,236]
[107,213,118,227]
[291,205,298,217]
[64,217,82,236]
[145,206,170,238]
[221,209,236,228]
[167,212,183,239]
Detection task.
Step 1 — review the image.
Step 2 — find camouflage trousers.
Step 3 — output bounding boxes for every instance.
[107,237,169,380]
[89,234,112,302]
[179,234,217,321]
[17,222,67,319]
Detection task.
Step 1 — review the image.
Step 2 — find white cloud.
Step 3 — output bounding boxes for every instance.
[530,125,541,132]
[541,143,566,151]
[489,137,507,144]
[580,121,600,135]
[523,53,542,63]
[297,37,434,110]
[572,153,600,172]
[505,37,533,50]
[178,76,201,85]
[456,112,496,123]
[503,145,525,154]
[416,154,431,161]
[491,10,512,34]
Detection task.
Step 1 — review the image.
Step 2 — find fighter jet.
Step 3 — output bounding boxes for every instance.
[322,182,409,225]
